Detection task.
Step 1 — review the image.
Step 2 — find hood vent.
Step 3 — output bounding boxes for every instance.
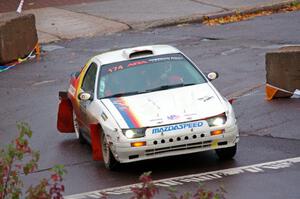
[123,46,154,59]
[129,50,153,59]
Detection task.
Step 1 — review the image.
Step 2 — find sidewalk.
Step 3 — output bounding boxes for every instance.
[1,0,298,43]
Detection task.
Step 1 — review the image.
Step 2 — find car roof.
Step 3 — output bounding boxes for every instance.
[94,45,181,65]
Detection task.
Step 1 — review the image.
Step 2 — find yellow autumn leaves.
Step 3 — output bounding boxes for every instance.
[203,2,300,26]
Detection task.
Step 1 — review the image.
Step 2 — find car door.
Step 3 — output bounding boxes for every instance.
[78,62,98,137]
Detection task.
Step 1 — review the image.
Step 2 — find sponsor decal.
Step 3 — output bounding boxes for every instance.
[198,96,214,102]
[184,113,197,117]
[107,65,124,73]
[110,97,141,128]
[68,85,76,97]
[211,140,219,149]
[64,156,300,199]
[101,53,184,76]
[127,60,148,67]
[150,118,163,122]
[104,61,149,74]
[101,112,108,121]
[149,118,164,125]
[167,114,180,120]
[148,56,183,62]
[152,121,203,134]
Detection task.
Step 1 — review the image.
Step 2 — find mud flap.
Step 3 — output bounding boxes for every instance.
[90,124,103,161]
[228,98,236,104]
[57,91,75,133]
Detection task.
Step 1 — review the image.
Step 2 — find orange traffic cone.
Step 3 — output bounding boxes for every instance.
[265,84,293,100]
[265,84,278,100]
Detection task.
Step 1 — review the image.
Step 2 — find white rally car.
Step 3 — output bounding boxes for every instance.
[57,45,239,170]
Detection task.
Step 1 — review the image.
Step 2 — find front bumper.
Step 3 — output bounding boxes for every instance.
[112,123,239,163]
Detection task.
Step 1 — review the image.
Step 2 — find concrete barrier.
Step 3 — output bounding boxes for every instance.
[0,13,38,65]
[266,46,300,99]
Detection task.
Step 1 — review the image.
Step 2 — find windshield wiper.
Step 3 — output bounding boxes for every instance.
[146,83,196,92]
[104,91,146,98]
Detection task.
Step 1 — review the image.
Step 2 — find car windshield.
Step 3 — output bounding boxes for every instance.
[98,53,207,99]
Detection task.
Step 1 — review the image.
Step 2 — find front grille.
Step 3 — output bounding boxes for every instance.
[145,140,212,156]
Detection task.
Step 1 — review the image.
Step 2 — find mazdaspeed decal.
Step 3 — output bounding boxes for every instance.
[152,121,204,134]
[110,97,141,128]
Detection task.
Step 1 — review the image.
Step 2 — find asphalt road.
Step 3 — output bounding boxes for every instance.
[0,11,300,199]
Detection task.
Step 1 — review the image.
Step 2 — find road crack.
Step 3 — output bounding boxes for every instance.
[22,160,94,175]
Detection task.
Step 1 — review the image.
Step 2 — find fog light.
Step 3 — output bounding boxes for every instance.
[211,130,224,136]
[131,141,146,147]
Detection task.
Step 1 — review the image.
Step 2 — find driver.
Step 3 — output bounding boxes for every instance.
[143,63,184,90]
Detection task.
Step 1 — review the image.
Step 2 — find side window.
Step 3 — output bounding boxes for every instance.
[81,63,97,93]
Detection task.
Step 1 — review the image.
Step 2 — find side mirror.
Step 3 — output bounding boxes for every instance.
[207,72,219,81]
[78,92,93,101]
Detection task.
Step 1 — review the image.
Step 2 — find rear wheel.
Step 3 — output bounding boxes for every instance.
[101,133,119,170]
[215,144,237,160]
[73,111,85,144]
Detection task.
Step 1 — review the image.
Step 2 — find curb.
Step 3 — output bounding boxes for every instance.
[236,0,300,15]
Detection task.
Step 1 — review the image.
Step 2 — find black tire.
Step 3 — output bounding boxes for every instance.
[73,111,85,144]
[215,144,237,160]
[101,133,119,170]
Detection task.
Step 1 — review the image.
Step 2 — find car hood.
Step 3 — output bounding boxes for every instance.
[101,84,226,129]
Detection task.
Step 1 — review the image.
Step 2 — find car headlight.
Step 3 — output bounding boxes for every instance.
[122,128,146,139]
[206,113,227,127]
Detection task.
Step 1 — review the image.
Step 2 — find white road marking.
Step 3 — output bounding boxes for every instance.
[42,44,65,52]
[221,48,241,56]
[32,80,56,86]
[64,156,300,199]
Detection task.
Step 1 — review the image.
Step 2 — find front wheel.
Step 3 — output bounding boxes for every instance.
[101,133,119,170]
[215,144,237,160]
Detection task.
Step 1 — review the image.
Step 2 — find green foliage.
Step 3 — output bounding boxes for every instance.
[290,1,300,7]
[26,179,50,199]
[0,122,66,199]
[51,164,67,177]
[1,123,226,199]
